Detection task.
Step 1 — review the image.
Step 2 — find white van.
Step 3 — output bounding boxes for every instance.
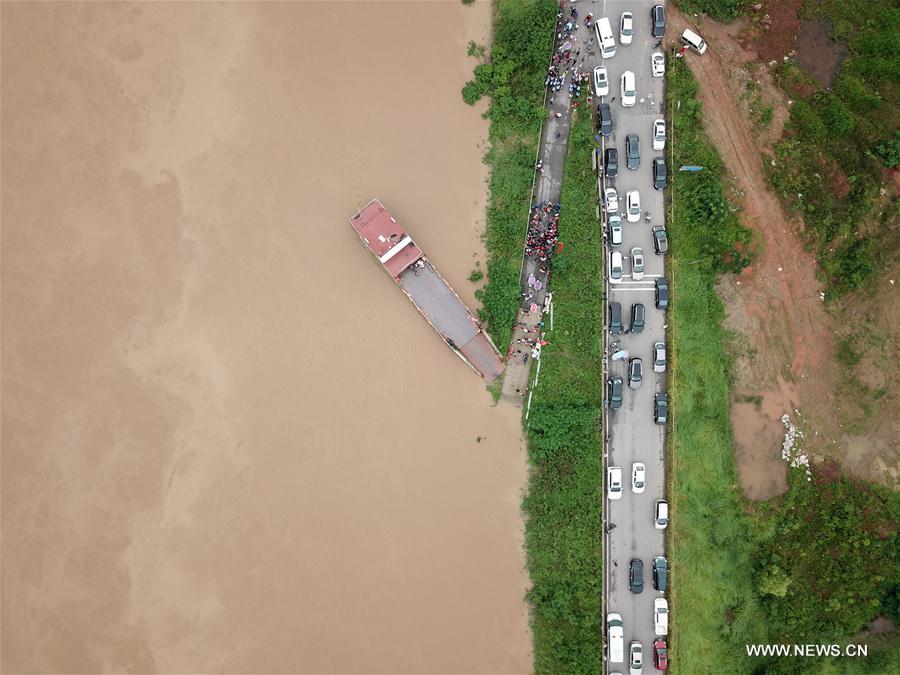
[681,28,708,54]
[595,17,616,59]
[607,612,625,663]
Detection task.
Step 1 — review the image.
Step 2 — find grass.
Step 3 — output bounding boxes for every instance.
[766,0,900,296]
[523,95,604,674]
[463,0,557,351]
[667,57,769,674]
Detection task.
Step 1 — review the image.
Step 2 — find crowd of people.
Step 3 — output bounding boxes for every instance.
[525,201,560,261]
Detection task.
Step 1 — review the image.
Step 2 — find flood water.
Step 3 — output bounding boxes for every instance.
[1,2,532,672]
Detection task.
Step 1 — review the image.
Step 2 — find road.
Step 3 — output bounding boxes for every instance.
[593,1,669,672]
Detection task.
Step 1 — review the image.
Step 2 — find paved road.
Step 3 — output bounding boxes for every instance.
[592,1,669,672]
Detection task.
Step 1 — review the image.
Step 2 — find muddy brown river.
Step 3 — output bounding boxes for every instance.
[1,2,531,672]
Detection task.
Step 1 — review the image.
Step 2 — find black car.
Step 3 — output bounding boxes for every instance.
[653,556,668,592]
[609,301,623,335]
[653,157,667,190]
[631,302,645,334]
[608,377,624,409]
[654,392,669,424]
[655,277,669,309]
[651,4,666,38]
[605,147,618,177]
[598,103,613,137]
[630,558,644,594]
[652,225,669,255]
[625,133,640,170]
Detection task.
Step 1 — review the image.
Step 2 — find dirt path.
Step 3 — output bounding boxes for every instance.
[667,8,839,500]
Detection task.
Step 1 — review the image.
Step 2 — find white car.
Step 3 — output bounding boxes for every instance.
[653,341,667,372]
[610,251,623,281]
[651,51,665,77]
[608,466,623,500]
[626,190,641,223]
[654,598,669,636]
[621,71,636,107]
[593,65,610,97]
[652,119,666,151]
[605,187,619,213]
[631,247,644,280]
[629,641,643,675]
[620,12,634,45]
[631,462,646,494]
[655,500,668,529]
[610,215,623,246]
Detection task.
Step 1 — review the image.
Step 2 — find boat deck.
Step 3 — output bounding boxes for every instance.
[399,264,504,382]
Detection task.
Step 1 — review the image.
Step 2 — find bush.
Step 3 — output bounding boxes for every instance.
[674,0,749,22]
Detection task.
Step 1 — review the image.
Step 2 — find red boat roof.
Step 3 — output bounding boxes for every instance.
[349,199,423,278]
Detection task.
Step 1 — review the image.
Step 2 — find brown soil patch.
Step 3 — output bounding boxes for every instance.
[668,6,840,501]
[795,19,847,89]
[737,0,803,63]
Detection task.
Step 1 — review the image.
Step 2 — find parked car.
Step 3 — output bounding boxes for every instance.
[631,247,645,280]
[682,28,708,54]
[610,216,623,246]
[608,613,625,663]
[655,277,669,309]
[653,157,667,190]
[608,466,623,500]
[605,147,619,177]
[625,133,640,170]
[630,641,644,675]
[654,639,669,670]
[651,4,666,38]
[608,376,624,409]
[628,357,643,389]
[652,118,666,151]
[651,51,665,77]
[610,251,623,281]
[654,391,668,424]
[630,303,645,333]
[593,65,610,97]
[621,71,636,107]
[605,187,619,213]
[652,224,668,254]
[654,501,669,531]
[632,462,646,493]
[653,556,668,592]
[629,558,644,593]
[653,341,666,373]
[620,12,634,45]
[598,103,613,137]
[626,189,641,222]
[609,301,623,335]
[654,597,669,635]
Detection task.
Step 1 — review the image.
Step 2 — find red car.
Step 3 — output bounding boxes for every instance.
[654,638,668,670]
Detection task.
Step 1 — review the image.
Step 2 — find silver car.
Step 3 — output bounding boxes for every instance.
[631,247,644,280]
[628,357,643,389]
[653,341,667,372]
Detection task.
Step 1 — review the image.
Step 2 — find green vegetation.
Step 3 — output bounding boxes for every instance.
[667,57,766,674]
[463,0,556,350]
[468,264,484,282]
[757,470,900,643]
[669,57,900,674]
[674,0,749,22]
[767,0,900,295]
[524,95,603,674]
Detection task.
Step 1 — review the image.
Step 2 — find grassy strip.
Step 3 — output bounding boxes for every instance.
[673,0,750,22]
[524,98,603,674]
[666,57,768,674]
[463,0,557,351]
